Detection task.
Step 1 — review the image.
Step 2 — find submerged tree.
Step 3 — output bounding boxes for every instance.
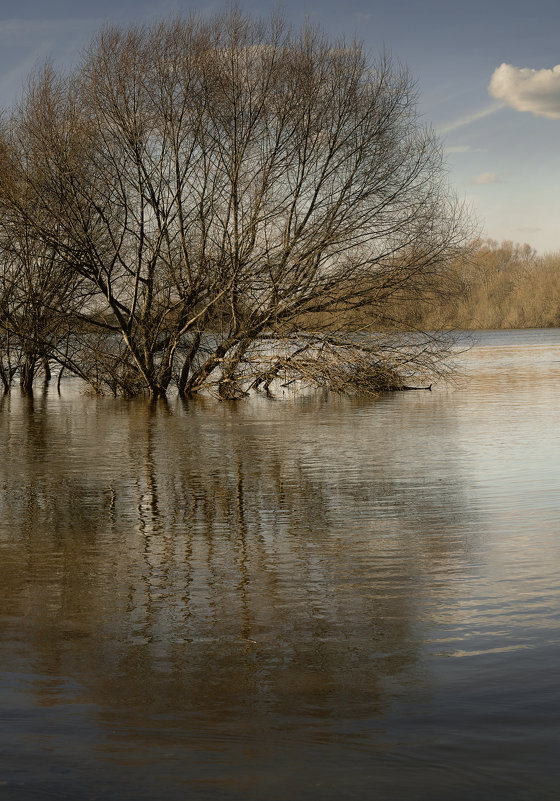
[0,216,85,393]
[0,9,473,398]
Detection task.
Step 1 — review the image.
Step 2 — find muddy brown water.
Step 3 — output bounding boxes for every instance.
[1,329,559,800]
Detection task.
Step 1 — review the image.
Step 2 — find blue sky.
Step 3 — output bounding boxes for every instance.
[1,0,559,252]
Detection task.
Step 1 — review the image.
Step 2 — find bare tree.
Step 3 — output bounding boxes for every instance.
[0,9,473,398]
[0,160,86,394]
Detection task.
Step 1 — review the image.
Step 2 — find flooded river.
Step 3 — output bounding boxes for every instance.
[1,329,559,799]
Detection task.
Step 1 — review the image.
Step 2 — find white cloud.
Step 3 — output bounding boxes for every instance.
[471,172,503,185]
[444,145,483,154]
[489,63,560,119]
[437,102,503,135]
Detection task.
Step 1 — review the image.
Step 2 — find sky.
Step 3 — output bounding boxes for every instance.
[1,0,559,252]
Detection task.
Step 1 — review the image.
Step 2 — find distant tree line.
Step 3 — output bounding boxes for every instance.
[392,239,560,332]
[0,9,471,398]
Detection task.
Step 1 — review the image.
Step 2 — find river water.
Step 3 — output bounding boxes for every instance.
[0,329,559,800]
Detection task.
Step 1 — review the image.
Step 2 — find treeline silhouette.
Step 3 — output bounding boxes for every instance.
[397,239,560,331]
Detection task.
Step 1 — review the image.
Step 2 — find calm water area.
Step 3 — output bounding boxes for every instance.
[1,328,559,800]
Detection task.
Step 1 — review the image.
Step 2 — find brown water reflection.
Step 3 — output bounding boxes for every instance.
[1,330,560,800]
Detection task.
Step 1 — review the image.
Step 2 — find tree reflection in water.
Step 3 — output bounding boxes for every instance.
[0,386,476,798]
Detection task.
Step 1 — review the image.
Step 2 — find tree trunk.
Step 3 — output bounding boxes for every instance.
[42,355,51,383]
[0,363,9,394]
[20,355,36,394]
[218,339,250,399]
[177,332,202,396]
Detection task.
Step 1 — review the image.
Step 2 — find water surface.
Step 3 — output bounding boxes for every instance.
[1,329,559,799]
